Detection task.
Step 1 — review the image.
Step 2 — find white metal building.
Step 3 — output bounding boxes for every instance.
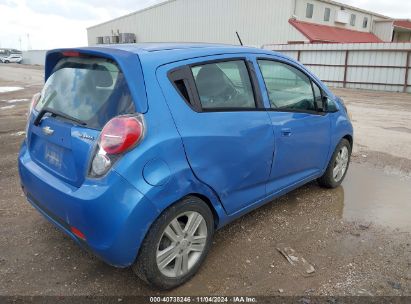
[21,50,48,65]
[87,0,411,47]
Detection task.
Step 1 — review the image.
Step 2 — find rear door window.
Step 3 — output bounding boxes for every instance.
[191,60,256,110]
[35,57,135,129]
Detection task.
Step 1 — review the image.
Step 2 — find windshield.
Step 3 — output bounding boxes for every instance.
[35,57,135,130]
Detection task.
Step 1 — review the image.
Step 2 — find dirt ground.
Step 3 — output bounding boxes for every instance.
[0,64,410,297]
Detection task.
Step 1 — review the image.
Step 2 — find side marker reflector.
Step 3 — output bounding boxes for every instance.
[70,226,86,240]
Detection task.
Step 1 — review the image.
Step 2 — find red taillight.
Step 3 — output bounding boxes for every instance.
[70,226,86,240]
[89,115,145,177]
[29,92,41,114]
[100,116,144,155]
[26,93,41,138]
[62,51,81,57]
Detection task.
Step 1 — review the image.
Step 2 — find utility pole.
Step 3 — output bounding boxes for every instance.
[27,33,31,50]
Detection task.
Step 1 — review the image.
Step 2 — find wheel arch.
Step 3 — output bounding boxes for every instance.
[183,193,220,229]
[132,191,221,266]
[342,134,353,151]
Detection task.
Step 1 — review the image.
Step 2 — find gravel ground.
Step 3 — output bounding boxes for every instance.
[0,64,410,296]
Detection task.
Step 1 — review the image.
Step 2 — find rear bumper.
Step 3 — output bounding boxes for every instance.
[18,141,160,267]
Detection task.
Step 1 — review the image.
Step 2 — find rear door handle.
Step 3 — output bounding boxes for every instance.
[281,128,292,137]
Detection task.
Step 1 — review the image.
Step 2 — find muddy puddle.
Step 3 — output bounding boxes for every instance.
[340,163,411,231]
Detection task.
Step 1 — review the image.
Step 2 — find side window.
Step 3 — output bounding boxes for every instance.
[350,14,356,26]
[324,7,331,21]
[168,67,197,109]
[191,60,256,109]
[257,60,316,112]
[174,79,191,102]
[363,17,368,28]
[306,3,314,18]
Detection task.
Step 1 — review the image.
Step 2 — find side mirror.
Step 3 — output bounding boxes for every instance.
[322,96,338,113]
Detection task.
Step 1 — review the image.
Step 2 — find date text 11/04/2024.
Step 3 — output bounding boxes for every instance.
[149,296,257,303]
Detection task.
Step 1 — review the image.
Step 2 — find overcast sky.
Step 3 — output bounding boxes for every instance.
[0,0,409,50]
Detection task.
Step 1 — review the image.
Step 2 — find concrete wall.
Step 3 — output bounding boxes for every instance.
[265,43,411,93]
[22,50,47,65]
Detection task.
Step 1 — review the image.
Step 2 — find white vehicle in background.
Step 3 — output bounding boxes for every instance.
[0,49,23,63]
[1,54,23,63]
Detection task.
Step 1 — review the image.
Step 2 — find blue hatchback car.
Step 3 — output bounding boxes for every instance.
[19,43,353,289]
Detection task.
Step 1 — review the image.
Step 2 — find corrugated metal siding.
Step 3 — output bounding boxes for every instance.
[300,50,345,65]
[408,52,411,93]
[348,50,406,66]
[87,0,308,46]
[281,50,299,60]
[265,42,411,93]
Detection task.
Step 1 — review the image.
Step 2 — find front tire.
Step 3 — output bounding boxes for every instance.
[133,196,214,290]
[318,138,351,188]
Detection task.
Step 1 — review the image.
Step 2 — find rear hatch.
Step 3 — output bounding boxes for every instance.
[27,54,137,187]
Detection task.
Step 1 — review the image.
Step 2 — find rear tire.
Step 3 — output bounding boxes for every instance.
[318,138,351,188]
[133,196,214,290]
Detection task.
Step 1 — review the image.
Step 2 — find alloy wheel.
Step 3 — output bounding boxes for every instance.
[333,146,349,182]
[156,211,207,278]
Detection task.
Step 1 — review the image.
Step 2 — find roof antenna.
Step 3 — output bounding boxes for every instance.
[236,31,243,46]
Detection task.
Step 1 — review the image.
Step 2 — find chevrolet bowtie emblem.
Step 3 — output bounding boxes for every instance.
[42,126,54,136]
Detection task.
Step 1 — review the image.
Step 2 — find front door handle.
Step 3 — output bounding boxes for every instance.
[281,128,292,137]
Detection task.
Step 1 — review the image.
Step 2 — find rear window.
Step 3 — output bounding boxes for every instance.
[35,57,135,130]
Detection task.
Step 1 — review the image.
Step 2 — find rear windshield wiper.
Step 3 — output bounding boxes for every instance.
[34,107,87,127]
